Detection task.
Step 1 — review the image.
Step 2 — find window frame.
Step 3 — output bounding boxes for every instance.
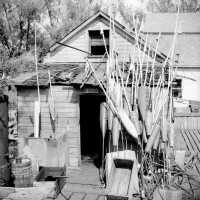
[88,29,109,57]
[172,78,182,98]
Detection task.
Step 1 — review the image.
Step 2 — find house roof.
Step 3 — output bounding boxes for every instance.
[142,13,200,67]
[13,61,169,87]
[142,13,200,33]
[50,10,126,51]
[13,64,84,87]
[13,62,107,87]
[49,10,166,62]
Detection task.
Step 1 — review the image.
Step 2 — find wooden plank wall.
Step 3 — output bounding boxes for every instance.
[17,86,81,169]
[174,115,200,154]
[174,115,200,130]
[45,20,153,64]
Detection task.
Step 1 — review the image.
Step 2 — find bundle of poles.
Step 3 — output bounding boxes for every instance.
[89,8,179,153]
[85,3,187,198]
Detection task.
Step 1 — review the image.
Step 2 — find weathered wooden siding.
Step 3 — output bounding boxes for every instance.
[175,114,200,130]
[17,86,81,170]
[44,20,152,64]
[174,114,200,154]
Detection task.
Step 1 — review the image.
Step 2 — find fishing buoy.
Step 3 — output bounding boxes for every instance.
[113,82,122,108]
[117,108,138,140]
[138,86,148,121]
[100,102,107,139]
[112,116,120,146]
[145,123,160,153]
[139,120,143,135]
[153,130,160,150]
[123,97,129,116]
[108,108,114,131]
[130,111,140,134]
[161,118,169,142]
[108,77,115,95]
[168,122,174,148]
[159,142,165,151]
[142,124,148,144]
[146,110,153,136]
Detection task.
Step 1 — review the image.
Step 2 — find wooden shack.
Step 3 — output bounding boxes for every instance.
[12,11,166,174]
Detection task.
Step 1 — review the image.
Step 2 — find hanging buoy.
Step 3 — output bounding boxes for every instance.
[168,122,174,148]
[100,102,107,139]
[112,116,120,146]
[145,123,160,153]
[117,108,138,140]
[108,108,113,131]
[139,120,143,135]
[131,110,140,135]
[113,82,122,108]
[153,130,160,150]
[161,118,168,142]
[146,110,153,136]
[142,124,148,144]
[159,142,165,151]
[138,86,148,121]
[123,97,129,116]
[108,76,115,96]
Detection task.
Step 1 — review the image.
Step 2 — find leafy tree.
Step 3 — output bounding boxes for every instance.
[147,0,200,12]
[0,0,44,57]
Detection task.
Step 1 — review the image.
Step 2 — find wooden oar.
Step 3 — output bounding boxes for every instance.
[88,60,138,140]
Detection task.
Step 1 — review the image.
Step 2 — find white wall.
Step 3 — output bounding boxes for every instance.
[177,69,200,101]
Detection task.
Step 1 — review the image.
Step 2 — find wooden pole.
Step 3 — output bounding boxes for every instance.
[34,21,40,138]
[34,21,40,104]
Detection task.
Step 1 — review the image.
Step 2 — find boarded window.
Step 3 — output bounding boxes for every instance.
[89,30,109,56]
[172,79,182,98]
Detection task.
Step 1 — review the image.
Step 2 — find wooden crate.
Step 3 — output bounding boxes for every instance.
[107,159,134,200]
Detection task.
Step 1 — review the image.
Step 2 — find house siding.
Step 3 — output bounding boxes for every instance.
[44,20,151,64]
[17,85,104,172]
[17,86,81,170]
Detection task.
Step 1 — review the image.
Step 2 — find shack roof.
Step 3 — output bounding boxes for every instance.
[13,62,169,88]
[12,64,84,87]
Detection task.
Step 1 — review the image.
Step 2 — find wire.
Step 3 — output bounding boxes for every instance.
[56,42,91,55]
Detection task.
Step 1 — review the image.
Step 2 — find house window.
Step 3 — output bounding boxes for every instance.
[172,79,182,98]
[89,30,109,56]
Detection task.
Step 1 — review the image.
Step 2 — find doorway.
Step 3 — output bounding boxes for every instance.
[80,93,105,168]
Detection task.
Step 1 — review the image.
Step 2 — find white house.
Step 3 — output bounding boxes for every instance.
[142,13,200,102]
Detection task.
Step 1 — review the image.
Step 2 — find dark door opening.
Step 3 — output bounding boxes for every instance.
[80,93,105,168]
